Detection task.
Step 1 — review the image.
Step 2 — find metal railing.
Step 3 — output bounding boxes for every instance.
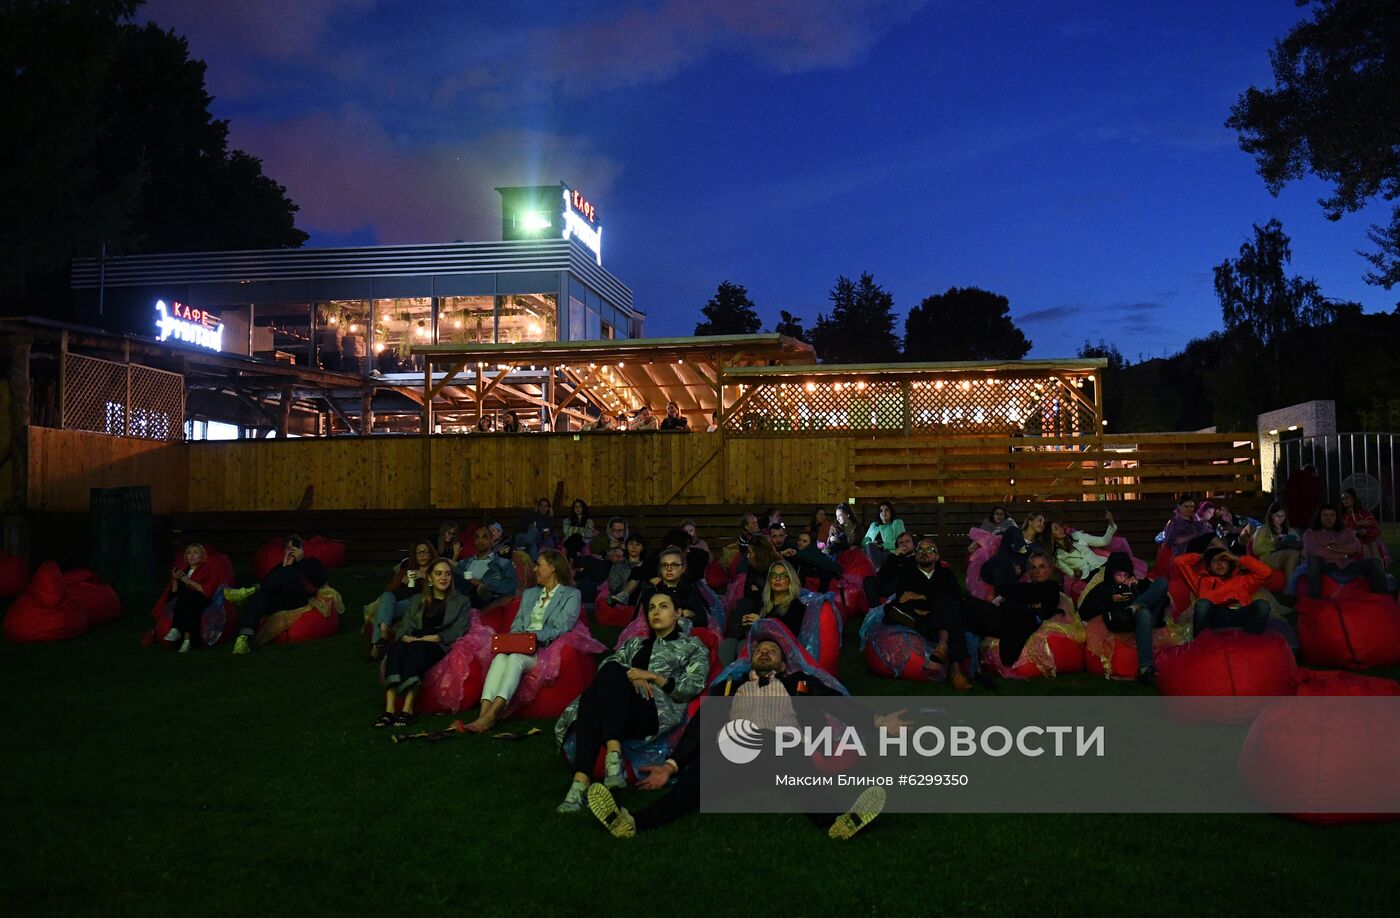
[1272,433,1398,522]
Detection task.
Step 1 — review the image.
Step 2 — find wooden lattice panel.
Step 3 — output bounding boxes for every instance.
[61,353,185,441]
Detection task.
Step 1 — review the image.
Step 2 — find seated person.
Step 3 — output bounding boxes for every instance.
[1050,511,1118,581]
[604,534,648,605]
[374,559,471,728]
[883,538,972,690]
[658,401,690,431]
[226,535,327,655]
[554,593,709,812]
[605,516,629,546]
[978,512,1047,597]
[868,531,915,604]
[369,539,435,659]
[161,543,220,653]
[433,521,464,563]
[455,526,519,608]
[632,548,709,628]
[583,624,887,840]
[980,506,1018,535]
[862,502,906,566]
[964,550,1066,669]
[630,405,660,430]
[1174,547,1271,637]
[512,497,556,560]
[1163,495,1211,557]
[588,411,619,431]
[1250,501,1303,577]
[1303,504,1389,598]
[1079,551,1169,684]
[466,550,581,733]
[562,499,596,559]
[825,505,860,558]
[791,531,841,592]
[680,519,710,560]
[1341,487,1389,563]
[724,539,781,639]
[755,559,807,637]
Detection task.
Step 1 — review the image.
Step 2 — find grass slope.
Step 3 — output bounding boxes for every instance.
[2,563,1399,917]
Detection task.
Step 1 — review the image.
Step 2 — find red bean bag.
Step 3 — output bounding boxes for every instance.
[804,595,843,677]
[513,643,598,720]
[1294,668,1400,697]
[1239,696,1400,825]
[1295,590,1400,670]
[1082,616,1178,679]
[1148,542,1173,579]
[864,627,944,683]
[3,562,87,642]
[478,595,520,634]
[0,551,29,598]
[980,617,1086,679]
[251,539,286,580]
[62,569,120,626]
[1155,630,1297,723]
[254,586,344,646]
[593,602,636,628]
[705,560,729,592]
[303,535,348,569]
[415,626,492,714]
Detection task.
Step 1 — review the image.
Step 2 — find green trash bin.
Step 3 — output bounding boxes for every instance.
[89,488,122,586]
[117,486,154,596]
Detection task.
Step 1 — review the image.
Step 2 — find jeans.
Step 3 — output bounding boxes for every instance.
[1305,556,1389,598]
[373,592,411,639]
[1192,598,1270,638]
[481,652,537,704]
[1128,578,1170,669]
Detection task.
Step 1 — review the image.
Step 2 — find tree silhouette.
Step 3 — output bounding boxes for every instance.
[1227,0,1400,294]
[772,309,810,343]
[810,272,900,363]
[694,281,761,336]
[902,287,1031,361]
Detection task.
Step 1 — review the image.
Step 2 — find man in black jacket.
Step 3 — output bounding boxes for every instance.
[584,635,888,840]
[227,535,328,655]
[885,537,973,691]
[963,549,1066,668]
[866,531,915,606]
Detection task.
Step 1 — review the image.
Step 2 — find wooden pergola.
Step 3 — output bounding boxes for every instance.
[406,334,816,433]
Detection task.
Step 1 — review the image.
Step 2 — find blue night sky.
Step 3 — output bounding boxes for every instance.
[142,0,1395,359]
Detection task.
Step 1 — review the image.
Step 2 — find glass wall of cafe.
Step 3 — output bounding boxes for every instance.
[130,279,637,373]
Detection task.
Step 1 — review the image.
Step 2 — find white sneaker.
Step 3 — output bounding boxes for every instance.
[556,780,586,813]
[163,627,181,642]
[178,638,191,654]
[603,750,626,789]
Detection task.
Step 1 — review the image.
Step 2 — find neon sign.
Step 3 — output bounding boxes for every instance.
[561,185,602,266]
[155,299,223,351]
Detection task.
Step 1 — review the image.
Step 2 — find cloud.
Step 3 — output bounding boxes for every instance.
[439,0,936,104]
[141,0,376,60]
[230,110,623,243]
[1019,304,1085,324]
[1118,301,1166,315]
[1090,117,1236,153]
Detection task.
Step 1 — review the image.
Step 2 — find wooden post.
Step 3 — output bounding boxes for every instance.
[57,330,68,430]
[361,389,374,436]
[422,360,433,435]
[277,381,293,438]
[6,334,32,523]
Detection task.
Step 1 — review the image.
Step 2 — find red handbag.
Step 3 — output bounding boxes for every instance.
[491,632,537,655]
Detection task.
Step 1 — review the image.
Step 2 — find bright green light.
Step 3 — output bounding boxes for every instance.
[518,211,551,232]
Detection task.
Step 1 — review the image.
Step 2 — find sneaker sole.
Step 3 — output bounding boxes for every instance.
[586,784,634,837]
[829,787,886,840]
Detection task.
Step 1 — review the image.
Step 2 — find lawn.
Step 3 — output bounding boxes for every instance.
[2,562,1399,917]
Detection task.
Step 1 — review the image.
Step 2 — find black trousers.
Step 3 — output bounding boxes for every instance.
[906,594,970,663]
[171,582,207,634]
[571,664,659,774]
[633,716,836,832]
[979,554,1023,598]
[242,566,313,633]
[963,597,1041,667]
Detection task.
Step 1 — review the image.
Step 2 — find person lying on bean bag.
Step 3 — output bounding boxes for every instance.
[582,622,889,840]
[158,543,228,653]
[1174,547,1272,637]
[225,535,328,655]
[964,549,1077,674]
[1078,551,1171,684]
[466,549,592,733]
[552,593,710,812]
[374,559,472,728]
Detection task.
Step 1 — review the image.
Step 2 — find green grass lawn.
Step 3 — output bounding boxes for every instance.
[3,562,1400,917]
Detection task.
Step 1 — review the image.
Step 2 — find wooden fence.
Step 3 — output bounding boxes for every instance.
[26,427,1260,514]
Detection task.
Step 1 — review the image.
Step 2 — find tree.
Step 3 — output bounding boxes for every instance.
[1213,219,1344,401]
[772,309,810,343]
[810,272,900,363]
[1226,0,1400,294]
[901,287,1032,361]
[694,281,761,336]
[0,2,306,313]
[1077,338,1125,371]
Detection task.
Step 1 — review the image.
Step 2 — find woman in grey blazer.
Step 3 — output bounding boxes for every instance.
[466,549,581,733]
